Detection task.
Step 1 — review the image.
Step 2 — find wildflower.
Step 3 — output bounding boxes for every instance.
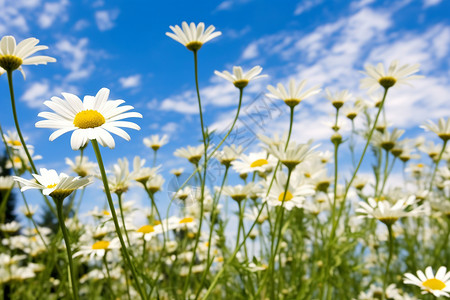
[232,151,276,174]
[13,168,92,200]
[3,130,27,149]
[146,174,165,194]
[0,36,56,79]
[215,66,267,89]
[214,144,243,167]
[65,156,97,177]
[360,60,422,92]
[131,156,160,184]
[35,88,142,150]
[403,266,450,297]
[266,79,321,108]
[421,117,450,142]
[356,196,425,225]
[108,157,133,194]
[372,128,405,151]
[174,144,205,165]
[342,101,364,120]
[266,141,317,171]
[19,205,39,218]
[143,134,169,151]
[0,176,14,191]
[166,22,221,51]
[325,88,352,109]
[73,238,121,259]
[222,183,257,203]
[170,168,184,177]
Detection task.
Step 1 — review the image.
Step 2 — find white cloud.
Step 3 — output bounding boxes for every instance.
[294,0,322,15]
[74,19,89,31]
[215,0,252,11]
[55,38,94,81]
[119,74,142,89]
[241,43,259,59]
[95,9,119,31]
[38,0,69,29]
[21,81,78,109]
[161,122,178,134]
[423,0,442,7]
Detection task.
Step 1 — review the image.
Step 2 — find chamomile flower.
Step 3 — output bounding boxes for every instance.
[131,156,160,183]
[13,168,92,200]
[421,117,450,142]
[266,79,321,108]
[325,88,352,109]
[73,238,121,259]
[232,151,276,174]
[170,168,184,177]
[174,144,205,165]
[0,36,56,79]
[403,266,450,297]
[108,157,133,194]
[372,128,405,151]
[135,225,157,241]
[146,174,165,194]
[222,183,257,203]
[65,156,97,177]
[0,176,14,191]
[143,134,169,151]
[360,60,422,92]
[3,130,27,149]
[214,66,267,89]
[356,196,425,225]
[214,144,243,167]
[266,141,317,171]
[166,22,221,51]
[35,88,142,150]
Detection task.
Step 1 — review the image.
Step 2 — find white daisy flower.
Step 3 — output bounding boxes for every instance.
[13,168,92,200]
[146,174,165,194]
[131,156,160,183]
[0,36,56,79]
[143,134,169,151]
[222,183,257,203]
[356,196,425,226]
[166,22,221,51]
[403,266,450,297]
[73,238,121,259]
[214,144,243,167]
[135,224,158,242]
[0,176,14,191]
[421,117,450,142]
[3,130,27,149]
[360,60,422,92]
[108,157,133,194]
[35,88,142,150]
[232,151,276,174]
[170,168,184,177]
[215,66,267,89]
[266,79,321,108]
[266,141,317,171]
[325,88,352,109]
[174,144,206,165]
[65,156,97,177]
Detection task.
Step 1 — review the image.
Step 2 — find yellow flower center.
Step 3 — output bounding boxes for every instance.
[179,217,194,224]
[47,183,57,189]
[186,41,203,51]
[378,76,396,89]
[278,191,293,202]
[423,278,445,290]
[102,210,110,216]
[92,240,110,250]
[284,98,301,108]
[234,79,249,89]
[417,163,424,168]
[10,140,21,146]
[154,220,161,225]
[0,55,23,71]
[73,110,105,129]
[250,159,268,168]
[137,225,155,234]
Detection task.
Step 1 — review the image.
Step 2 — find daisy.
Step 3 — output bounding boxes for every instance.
[356,196,425,226]
[0,36,56,79]
[360,60,422,92]
[421,117,450,142]
[403,266,450,297]
[222,183,257,203]
[263,172,315,210]
[372,128,405,151]
[266,141,317,171]
[19,205,39,218]
[73,238,121,259]
[65,156,97,177]
[131,156,160,183]
[108,157,133,194]
[135,225,158,242]
[143,134,169,151]
[170,168,184,177]
[166,22,221,51]
[35,88,142,150]
[13,168,92,200]
[325,88,352,110]
[174,144,206,165]
[214,144,243,167]
[215,66,267,89]
[232,151,276,174]
[266,79,321,108]
[0,176,14,191]
[146,174,165,194]
[3,130,28,149]
[5,147,42,173]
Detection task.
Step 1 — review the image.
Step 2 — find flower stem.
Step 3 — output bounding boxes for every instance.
[383,224,394,300]
[55,199,79,300]
[117,193,132,248]
[428,139,448,192]
[91,139,147,300]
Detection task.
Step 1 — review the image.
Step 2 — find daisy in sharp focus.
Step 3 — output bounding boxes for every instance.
[166,22,221,51]
[0,36,56,79]
[35,88,142,150]
[266,79,321,108]
[215,66,267,89]
[403,266,450,297]
[13,168,92,200]
[360,60,422,92]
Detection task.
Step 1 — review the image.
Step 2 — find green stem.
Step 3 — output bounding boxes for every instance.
[383,224,394,300]
[428,139,448,192]
[55,199,79,300]
[6,71,37,174]
[102,255,115,298]
[117,193,132,247]
[91,139,147,300]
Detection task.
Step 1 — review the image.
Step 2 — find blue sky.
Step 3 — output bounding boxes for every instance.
[1,0,449,219]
